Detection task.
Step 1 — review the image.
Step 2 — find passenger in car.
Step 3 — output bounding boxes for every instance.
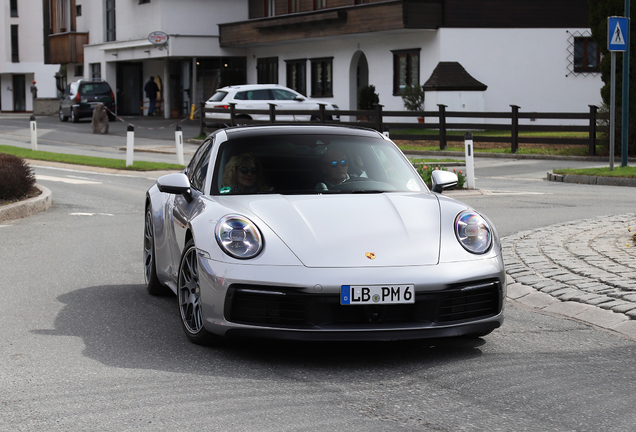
[221,153,272,194]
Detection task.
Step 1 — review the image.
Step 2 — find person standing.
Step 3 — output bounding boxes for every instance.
[144,76,159,116]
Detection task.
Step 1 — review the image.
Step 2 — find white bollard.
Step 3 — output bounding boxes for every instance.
[464,132,475,189]
[175,125,185,166]
[126,125,135,167]
[30,116,38,151]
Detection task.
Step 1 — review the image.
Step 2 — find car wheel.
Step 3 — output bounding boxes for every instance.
[59,107,68,122]
[71,108,79,123]
[178,239,221,345]
[144,207,171,296]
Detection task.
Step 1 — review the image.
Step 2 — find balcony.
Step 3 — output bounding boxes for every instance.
[47,32,89,64]
[219,0,443,47]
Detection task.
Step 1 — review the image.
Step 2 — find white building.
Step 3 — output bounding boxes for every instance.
[1,0,60,112]
[44,0,247,118]
[219,0,603,123]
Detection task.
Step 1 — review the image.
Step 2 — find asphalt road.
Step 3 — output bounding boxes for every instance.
[2,117,636,430]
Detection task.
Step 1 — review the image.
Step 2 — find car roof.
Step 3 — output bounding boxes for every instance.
[217,84,294,92]
[220,124,385,140]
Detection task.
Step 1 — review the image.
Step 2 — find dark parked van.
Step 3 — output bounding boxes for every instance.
[59,80,116,123]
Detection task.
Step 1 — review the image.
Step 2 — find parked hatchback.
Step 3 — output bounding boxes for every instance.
[205,84,339,126]
[59,79,116,123]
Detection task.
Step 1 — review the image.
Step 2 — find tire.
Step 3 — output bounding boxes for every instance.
[107,113,116,122]
[178,239,222,345]
[59,107,68,122]
[144,207,171,296]
[71,108,79,123]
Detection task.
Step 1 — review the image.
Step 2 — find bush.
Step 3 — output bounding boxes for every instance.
[0,153,36,202]
[401,84,425,112]
[358,85,380,111]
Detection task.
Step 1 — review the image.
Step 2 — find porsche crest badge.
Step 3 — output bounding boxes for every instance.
[365,252,376,260]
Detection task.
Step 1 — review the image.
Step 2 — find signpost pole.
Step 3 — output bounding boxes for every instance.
[621,4,630,167]
[611,52,616,171]
[608,16,628,170]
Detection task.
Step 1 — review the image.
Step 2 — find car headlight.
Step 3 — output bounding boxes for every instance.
[454,211,492,254]
[215,215,263,259]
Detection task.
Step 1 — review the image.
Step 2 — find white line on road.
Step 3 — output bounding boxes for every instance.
[36,175,101,185]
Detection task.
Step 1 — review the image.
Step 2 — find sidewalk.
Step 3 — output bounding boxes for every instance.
[504,214,636,340]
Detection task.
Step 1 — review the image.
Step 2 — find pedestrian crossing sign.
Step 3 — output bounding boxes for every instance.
[608,17,629,52]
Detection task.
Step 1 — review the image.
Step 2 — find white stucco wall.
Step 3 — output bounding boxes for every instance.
[243,27,602,125]
[0,0,60,109]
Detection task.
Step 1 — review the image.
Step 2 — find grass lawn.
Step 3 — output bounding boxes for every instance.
[553,166,636,178]
[0,145,184,171]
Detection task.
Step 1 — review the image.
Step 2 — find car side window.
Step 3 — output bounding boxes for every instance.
[249,90,271,100]
[234,92,246,100]
[272,89,297,100]
[190,149,212,193]
[186,138,212,181]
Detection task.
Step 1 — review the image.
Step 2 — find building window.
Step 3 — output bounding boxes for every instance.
[286,59,307,95]
[314,0,326,9]
[264,0,275,17]
[106,0,116,42]
[91,63,102,79]
[311,58,332,97]
[574,37,600,73]
[74,65,84,77]
[257,57,279,84]
[392,49,420,94]
[139,0,150,3]
[11,25,19,63]
[10,0,18,17]
[76,5,82,16]
[289,0,300,13]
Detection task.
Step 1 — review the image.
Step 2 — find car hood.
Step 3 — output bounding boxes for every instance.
[231,193,441,268]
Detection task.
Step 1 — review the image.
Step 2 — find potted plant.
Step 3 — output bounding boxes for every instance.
[401,84,426,123]
[358,85,380,121]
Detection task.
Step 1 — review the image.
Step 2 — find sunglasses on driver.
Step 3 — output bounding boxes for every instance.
[326,159,348,168]
[238,166,258,175]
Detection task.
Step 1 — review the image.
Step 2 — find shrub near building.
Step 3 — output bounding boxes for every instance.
[0,154,37,204]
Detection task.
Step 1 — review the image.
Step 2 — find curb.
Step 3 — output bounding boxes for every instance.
[506,275,636,342]
[0,184,52,223]
[547,172,636,187]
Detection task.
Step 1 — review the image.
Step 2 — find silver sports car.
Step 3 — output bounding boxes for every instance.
[144,125,505,345]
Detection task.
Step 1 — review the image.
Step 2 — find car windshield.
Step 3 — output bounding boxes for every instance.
[211,133,426,195]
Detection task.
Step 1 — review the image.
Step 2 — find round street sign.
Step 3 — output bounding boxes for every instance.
[148,31,168,45]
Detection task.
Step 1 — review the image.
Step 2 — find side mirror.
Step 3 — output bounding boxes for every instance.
[157,173,192,201]
[431,170,458,193]
[294,96,305,101]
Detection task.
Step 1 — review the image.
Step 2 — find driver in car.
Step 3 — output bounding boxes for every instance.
[317,148,350,189]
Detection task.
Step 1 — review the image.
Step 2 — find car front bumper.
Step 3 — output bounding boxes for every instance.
[198,255,506,341]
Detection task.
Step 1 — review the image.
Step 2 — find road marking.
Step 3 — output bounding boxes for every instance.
[481,190,546,196]
[36,175,101,185]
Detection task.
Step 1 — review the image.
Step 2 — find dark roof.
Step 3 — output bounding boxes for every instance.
[423,62,488,92]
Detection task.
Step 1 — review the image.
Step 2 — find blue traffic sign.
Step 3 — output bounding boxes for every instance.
[608,17,629,52]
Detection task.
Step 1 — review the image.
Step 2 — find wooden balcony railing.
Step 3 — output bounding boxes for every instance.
[47,32,89,64]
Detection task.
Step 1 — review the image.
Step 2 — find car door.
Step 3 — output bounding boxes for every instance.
[242,89,272,121]
[271,88,308,121]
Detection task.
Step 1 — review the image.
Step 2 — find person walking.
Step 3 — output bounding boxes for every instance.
[144,76,159,116]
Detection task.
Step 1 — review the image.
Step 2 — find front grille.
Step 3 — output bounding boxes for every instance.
[225,281,501,328]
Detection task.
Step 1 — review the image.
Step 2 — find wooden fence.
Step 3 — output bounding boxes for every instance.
[200,102,600,156]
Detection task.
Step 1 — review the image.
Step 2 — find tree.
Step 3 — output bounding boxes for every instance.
[588,0,636,155]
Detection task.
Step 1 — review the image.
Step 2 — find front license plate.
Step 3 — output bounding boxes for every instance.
[340,284,415,305]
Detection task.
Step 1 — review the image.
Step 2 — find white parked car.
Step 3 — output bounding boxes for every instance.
[205,84,340,125]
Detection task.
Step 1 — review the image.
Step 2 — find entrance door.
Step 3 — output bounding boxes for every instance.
[13,75,26,112]
[116,62,143,115]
